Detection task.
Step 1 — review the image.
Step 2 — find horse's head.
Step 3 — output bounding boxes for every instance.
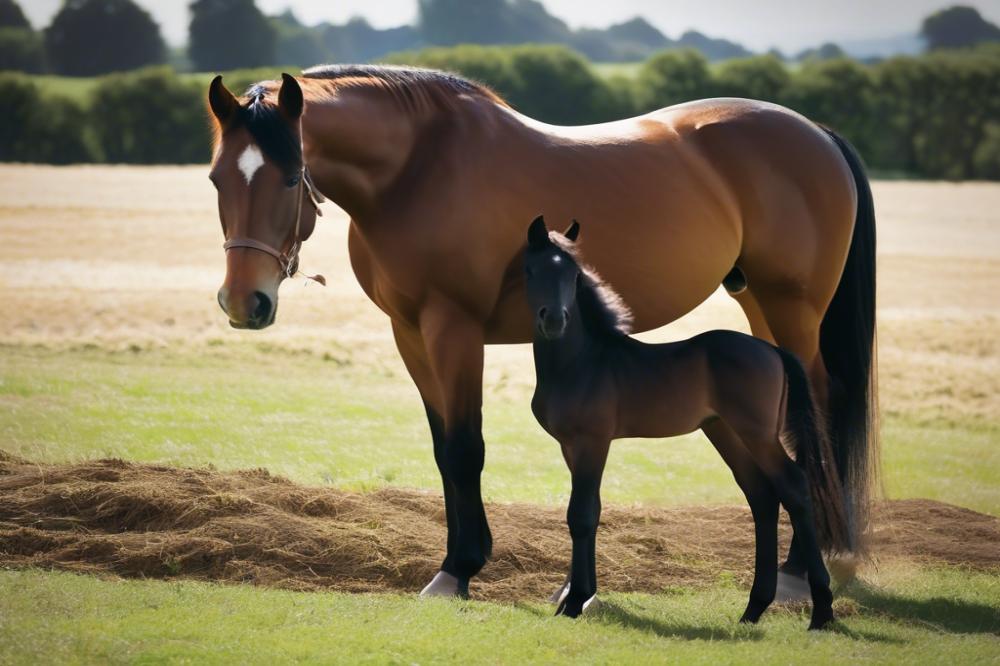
[524,215,582,340]
[208,73,323,329]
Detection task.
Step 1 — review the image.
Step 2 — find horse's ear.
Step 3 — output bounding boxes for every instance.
[563,220,580,242]
[527,215,549,248]
[208,75,238,125]
[279,73,303,120]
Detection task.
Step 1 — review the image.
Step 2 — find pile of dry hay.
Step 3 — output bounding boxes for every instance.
[1,450,997,601]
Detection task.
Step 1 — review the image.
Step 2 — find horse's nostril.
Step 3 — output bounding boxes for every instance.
[539,307,548,319]
[561,308,569,321]
[252,291,272,323]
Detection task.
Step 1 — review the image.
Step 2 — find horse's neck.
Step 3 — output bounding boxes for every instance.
[301,88,515,223]
[300,88,427,220]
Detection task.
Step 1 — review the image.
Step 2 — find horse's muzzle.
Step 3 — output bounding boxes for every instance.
[218,288,276,330]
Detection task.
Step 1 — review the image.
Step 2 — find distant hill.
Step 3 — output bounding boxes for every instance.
[268,0,977,67]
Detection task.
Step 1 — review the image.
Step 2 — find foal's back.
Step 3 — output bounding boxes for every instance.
[607,330,787,441]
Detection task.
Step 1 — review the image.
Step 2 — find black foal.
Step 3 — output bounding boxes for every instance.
[524,216,849,630]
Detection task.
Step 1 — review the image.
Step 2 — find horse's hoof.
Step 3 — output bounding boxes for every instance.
[419,570,468,598]
[581,594,601,615]
[549,580,571,605]
[555,594,599,619]
[775,571,811,602]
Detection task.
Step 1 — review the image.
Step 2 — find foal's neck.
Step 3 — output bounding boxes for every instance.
[533,302,610,385]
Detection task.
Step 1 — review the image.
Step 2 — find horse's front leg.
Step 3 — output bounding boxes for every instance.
[556,438,610,618]
[417,300,492,594]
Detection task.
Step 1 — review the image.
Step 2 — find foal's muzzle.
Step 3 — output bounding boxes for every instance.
[538,307,569,340]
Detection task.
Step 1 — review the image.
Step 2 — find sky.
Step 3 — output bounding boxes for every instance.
[21,0,1000,52]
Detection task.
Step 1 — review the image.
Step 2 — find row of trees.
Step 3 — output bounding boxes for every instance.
[2,44,998,179]
[7,0,1000,76]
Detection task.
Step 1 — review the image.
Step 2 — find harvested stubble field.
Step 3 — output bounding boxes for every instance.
[0,165,998,663]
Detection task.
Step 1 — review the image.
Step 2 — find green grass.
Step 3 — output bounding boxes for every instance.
[1,344,998,662]
[0,567,996,664]
[1,345,998,515]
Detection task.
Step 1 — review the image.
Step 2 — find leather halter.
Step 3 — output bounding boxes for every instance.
[222,165,327,284]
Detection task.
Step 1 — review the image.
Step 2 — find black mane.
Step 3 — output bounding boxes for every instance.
[549,236,633,338]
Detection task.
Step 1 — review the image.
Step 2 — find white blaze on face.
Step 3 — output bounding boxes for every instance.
[237,144,265,184]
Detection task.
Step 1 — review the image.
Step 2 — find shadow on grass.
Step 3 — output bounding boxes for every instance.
[515,600,764,641]
[843,581,1000,636]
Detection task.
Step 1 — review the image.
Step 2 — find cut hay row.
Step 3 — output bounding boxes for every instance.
[1,451,997,601]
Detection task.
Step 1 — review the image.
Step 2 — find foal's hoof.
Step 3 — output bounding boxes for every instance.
[419,570,469,599]
[738,604,768,624]
[549,580,571,605]
[775,571,811,602]
[808,609,835,631]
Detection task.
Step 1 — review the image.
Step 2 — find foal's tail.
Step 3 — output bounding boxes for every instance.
[777,347,852,554]
[819,127,879,554]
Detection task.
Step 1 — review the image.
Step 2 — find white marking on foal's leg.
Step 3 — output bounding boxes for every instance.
[775,570,811,602]
[419,570,463,598]
[237,144,265,184]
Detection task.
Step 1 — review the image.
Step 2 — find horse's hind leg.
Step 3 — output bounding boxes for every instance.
[738,287,830,595]
[703,419,779,624]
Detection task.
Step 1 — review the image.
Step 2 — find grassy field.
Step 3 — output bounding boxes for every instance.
[0,166,998,662]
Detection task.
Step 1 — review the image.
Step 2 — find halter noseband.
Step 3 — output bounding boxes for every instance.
[222,165,327,285]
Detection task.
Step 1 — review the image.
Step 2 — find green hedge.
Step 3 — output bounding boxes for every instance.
[3,44,999,179]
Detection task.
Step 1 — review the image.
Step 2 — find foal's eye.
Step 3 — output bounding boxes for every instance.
[286,174,301,188]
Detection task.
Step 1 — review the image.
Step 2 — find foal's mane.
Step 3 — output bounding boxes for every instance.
[550,235,634,337]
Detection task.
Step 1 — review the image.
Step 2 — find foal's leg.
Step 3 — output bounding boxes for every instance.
[766,457,836,630]
[703,419,779,624]
[556,437,611,618]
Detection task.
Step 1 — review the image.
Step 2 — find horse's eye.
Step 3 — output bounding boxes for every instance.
[286,174,301,188]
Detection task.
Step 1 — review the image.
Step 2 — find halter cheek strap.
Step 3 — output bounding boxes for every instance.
[222,164,327,285]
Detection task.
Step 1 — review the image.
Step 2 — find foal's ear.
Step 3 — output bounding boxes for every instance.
[208,75,239,125]
[563,220,580,242]
[279,73,304,120]
[527,215,549,248]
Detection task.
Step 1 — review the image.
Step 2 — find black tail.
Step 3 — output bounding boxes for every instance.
[819,127,879,554]
[777,347,851,554]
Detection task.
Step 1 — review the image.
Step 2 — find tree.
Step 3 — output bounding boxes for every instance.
[921,6,1000,50]
[0,27,44,72]
[0,0,29,28]
[714,55,789,101]
[189,0,276,71]
[90,67,207,163]
[635,49,712,110]
[44,0,165,76]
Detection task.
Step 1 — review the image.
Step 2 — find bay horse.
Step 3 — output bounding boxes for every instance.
[206,65,877,599]
[524,216,848,628]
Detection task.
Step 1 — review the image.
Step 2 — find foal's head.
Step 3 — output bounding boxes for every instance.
[524,215,582,340]
[208,74,322,329]
[524,216,633,341]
